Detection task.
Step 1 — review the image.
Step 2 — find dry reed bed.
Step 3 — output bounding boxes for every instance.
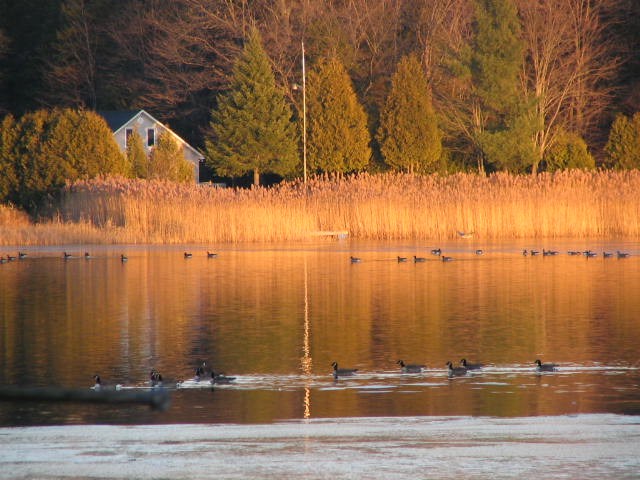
[2,170,640,245]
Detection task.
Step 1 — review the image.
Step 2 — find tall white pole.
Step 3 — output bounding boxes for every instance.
[302,40,307,184]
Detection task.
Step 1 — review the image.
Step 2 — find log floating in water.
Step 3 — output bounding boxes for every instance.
[0,385,171,410]
[310,230,349,238]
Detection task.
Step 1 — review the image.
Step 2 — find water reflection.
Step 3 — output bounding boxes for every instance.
[0,240,639,424]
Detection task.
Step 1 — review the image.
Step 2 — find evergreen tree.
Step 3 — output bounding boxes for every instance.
[307,57,371,174]
[604,112,640,170]
[206,28,298,186]
[473,0,537,173]
[149,131,193,183]
[544,131,595,172]
[443,0,535,173]
[2,108,127,212]
[127,129,148,178]
[377,54,442,173]
[472,0,523,116]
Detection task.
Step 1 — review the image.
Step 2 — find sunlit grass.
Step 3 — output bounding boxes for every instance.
[1,170,639,245]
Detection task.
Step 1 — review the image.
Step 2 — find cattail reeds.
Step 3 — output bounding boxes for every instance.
[2,170,640,245]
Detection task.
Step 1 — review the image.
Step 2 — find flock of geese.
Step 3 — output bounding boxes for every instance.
[350,247,631,263]
[0,251,220,263]
[93,359,558,391]
[1,247,632,264]
[333,359,558,378]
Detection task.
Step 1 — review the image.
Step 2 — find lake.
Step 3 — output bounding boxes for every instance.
[1,239,638,424]
[2,239,640,478]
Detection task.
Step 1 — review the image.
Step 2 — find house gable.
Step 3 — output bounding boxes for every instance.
[97,109,204,182]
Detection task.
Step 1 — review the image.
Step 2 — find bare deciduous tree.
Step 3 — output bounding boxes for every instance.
[519,0,622,169]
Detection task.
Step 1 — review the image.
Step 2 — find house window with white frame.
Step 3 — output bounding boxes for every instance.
[147,128,155,147]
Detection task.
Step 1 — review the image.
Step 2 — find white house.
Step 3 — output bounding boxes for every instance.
[97,109,204,182]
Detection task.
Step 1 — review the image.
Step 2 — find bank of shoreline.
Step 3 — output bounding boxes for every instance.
[2,170,639,245]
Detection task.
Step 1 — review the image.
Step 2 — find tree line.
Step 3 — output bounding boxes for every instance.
[1,0,640,197]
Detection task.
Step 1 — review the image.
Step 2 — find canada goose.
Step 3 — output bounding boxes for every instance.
[534,359,557,372]
[446,361,467,377]
[210,370,236,384]
[193,365,207,382]
[530,250,540,256]
[184,252,193,258]
[92,375,122,391]
[150,369,163,387]
[121,254,128,262]
[350,256,362,263]
[331,362,358,378]
[397,360,425,373]
[84,252,92,259]
[475,249,483,255]
[617,251,630,258]
[207,251,218,258]
[603,252,613,258]
[413,255,426,262]
[430,248,441,256]
[441,255,453,262]
[397,256,408,262]
[522,249,528,256]
[460,359,483,370]
[18,252,27,259]
[63,252,72,259]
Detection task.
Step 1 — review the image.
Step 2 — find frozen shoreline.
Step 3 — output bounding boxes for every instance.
[1,414,639,479]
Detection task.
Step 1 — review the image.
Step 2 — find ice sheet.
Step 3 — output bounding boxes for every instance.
[1,414,639,479]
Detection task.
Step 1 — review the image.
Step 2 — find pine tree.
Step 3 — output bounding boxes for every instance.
[605,112,640,170]
[206,28,298,186]
[377,54,442,173]
[127,129,148,178]
[149,132,193,183]
[307,57,371,174]
[473,0,536,173]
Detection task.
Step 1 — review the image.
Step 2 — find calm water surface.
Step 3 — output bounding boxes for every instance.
[1,239,639,425]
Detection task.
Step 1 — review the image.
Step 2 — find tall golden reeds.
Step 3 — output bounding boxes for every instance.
[2,170,640,245]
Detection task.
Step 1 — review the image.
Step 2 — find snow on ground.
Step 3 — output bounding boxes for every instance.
[1,414,639,480]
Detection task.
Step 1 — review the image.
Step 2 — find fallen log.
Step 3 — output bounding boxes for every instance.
[0,385,171,410]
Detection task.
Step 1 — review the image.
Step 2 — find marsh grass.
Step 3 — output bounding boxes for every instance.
[1,170,639,245]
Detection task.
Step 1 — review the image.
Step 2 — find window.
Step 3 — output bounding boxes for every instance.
[125,128,134,148]
[147,128,155,147]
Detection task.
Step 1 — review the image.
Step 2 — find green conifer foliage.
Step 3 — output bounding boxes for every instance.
[472,0,523,115]
[544,131,595,172]
[127,129,148,178]
[605,112,640,170]
[377,54,442,173]
[206,28,298,186]
[307,57,371,174]
[149,132,193,183]
[1,108,127,212]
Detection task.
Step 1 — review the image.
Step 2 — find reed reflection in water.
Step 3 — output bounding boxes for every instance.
[0,240,639,424]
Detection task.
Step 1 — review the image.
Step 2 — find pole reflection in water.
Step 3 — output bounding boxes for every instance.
[302,254,312,419]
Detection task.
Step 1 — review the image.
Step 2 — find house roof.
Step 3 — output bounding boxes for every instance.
[97,110,142,132]
[97,109,204,159]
